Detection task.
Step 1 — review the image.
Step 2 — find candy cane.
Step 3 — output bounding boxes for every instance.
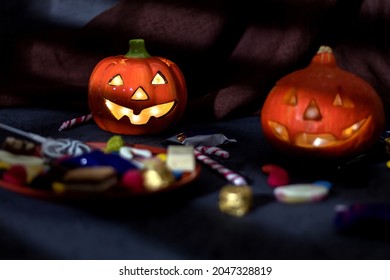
[58,113,93,131]
[195,146,230,159]
[194,150,247,186]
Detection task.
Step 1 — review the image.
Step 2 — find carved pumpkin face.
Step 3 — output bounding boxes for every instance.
[261,46,385,159]
[88,39,187,135]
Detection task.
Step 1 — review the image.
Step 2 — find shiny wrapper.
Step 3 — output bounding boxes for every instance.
[219,185,253,217]
[164,130,237,147]
[142,159,175,191]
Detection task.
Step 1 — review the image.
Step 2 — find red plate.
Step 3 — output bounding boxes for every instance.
[0,143,201,200]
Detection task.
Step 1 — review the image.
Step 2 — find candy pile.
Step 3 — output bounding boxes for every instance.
[261,163,332,203]
[0,135,197,196]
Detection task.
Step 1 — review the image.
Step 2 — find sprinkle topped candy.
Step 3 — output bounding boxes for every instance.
[0,122,91,159]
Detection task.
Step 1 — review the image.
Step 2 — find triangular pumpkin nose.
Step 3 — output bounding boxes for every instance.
[303,99,322,121]
[131,87,149,100]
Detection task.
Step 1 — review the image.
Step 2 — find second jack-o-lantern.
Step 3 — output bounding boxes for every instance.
[88,39,187,135]
[261,46,385,159]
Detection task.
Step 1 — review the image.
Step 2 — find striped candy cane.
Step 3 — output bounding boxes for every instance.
[194,150,247,186]
[58,113,93,131]
[195,146,230,159]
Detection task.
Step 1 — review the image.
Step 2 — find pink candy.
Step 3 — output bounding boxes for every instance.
[3,165,28,185]
[261,164,290,188]
[120,169,144,193]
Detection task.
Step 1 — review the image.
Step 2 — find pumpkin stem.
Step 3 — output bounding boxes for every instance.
[312,45,336,66]
[124,39,151,58]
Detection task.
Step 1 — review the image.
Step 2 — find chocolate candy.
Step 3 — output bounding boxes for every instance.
[219,185,253,217]
[52,166,117,193]
[2,136,36,155]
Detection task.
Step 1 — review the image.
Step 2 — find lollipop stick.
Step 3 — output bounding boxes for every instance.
[0,122,47,143]
[0,122,91,158]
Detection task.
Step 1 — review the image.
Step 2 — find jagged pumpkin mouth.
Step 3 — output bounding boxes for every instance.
[268,118,367,148]
[105,98,175,125]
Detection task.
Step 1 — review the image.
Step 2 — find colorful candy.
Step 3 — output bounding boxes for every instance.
[0,122,90,159]
[274,184,329,203]
[105,135,125,153]
[0,150,46,183]
[261,164,290,188]
[52,166,117,193]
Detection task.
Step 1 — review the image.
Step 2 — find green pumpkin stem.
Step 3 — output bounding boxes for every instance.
[124,39,151,58]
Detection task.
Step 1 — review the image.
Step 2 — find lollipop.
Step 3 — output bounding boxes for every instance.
[0,122,91,159]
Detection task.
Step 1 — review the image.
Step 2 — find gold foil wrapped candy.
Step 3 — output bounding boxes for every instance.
[142,158,175,191]
[219,185,253,217]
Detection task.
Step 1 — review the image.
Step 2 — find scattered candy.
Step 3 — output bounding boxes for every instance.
[120,169,144,193]
[119,146,152,160]
[42,138,91,159]
[60,150,138,175]
[219,185,253,217]
[334,203,390,232]
[0,150,46,183]
[52,166,117,193]
[2,136,36,155]
[261,164,290,188]
[274,184,329,203]
[58,113,93,131]
[142,158,175,191]
[0,124,200,196]
[195,146,230,159]
[155,153,167,162]
[166,145,195,172]
[0,122,91,159]
[2,165,28,185]
[194,150,247,185]
[312,180,332,189]
[105,135,125,153]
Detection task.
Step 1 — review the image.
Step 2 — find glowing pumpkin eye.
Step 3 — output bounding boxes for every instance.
[283,86,298,106]
[151,72,167,85]
[333,87,354,108]
[109,74,124,86]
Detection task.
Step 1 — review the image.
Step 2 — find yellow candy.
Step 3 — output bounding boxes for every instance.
[386,160,390,169]
[105,135,125,153]
[219,185,253,217]
[0,150,45,183]
[142,159,175,191]
[155,153,167,162]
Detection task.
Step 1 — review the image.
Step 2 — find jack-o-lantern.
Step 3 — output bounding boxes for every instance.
[88,39,187,135]
[261,46,385,159]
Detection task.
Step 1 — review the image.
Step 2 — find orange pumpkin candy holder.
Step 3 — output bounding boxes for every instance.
[88,39,187,135]
[261,46,385,159]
